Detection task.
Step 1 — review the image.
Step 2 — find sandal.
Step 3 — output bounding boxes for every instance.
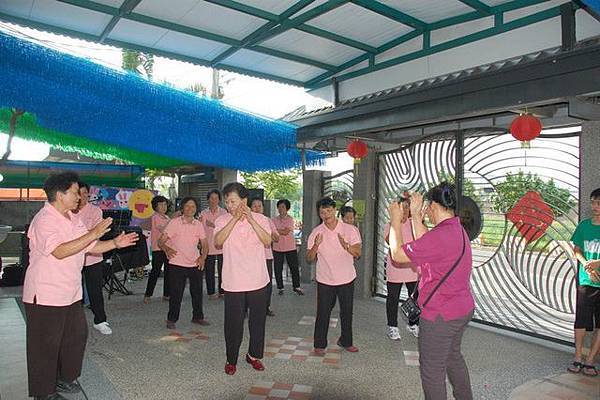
[567,361,583,373]
[582,364,598,377]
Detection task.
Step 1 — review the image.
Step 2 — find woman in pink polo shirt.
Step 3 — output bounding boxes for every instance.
[144,195,171,303]
[199,189,228,299]
[307,197,362,354]
[389,182,474,400]
[250,197,280,317]
[214,183,272,375]
[159,197,209,330]
[24,172,138,400]
[272,199,303,295]
[384,195,420,341]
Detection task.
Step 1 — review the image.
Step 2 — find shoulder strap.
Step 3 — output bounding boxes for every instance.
[419,229,467,308]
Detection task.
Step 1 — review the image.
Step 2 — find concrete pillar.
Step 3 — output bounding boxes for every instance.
[216,168,238,189]
[353,152,378,298]
[580,122,600,220]
[300,170,328,284]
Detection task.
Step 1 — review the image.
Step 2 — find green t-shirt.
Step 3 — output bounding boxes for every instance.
[571,219,600,288]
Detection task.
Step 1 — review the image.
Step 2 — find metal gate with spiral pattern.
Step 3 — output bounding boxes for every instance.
[375,128,580,343]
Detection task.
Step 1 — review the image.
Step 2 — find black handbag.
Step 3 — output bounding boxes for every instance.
[400,230,466,322]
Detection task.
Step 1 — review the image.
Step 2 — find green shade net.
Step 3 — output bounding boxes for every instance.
[0,108,187,168]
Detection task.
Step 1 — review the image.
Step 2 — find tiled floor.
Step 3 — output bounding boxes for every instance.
[245,381,312,400]
[509,372,598,399]
[264,336,341,365]
[2,277,597,399]
[297,316,338,328]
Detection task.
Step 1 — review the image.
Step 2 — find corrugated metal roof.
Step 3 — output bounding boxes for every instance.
[284,36,600,121]
[0,0,587,87]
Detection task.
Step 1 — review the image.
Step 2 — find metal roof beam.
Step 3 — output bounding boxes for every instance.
[203,0,373,52]
[99,0,141,42]
[350,0,428,30]
[0,11,305,87]
[58,0,336,71]
[457,0,494,15]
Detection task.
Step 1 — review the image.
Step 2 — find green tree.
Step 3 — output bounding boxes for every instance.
[122,49,154,78]
[437,170,480,203]
[241,169,302,201]
[491,171,576,217]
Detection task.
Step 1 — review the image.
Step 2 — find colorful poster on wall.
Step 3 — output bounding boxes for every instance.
[89,186,157,226]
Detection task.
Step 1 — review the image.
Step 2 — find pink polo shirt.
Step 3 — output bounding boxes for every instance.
[385,222,419,283]
[150,212,170,251]
[23,203,96,306]
[200,207,228,255]
[214,212,271,292]
[264,219,277,260]
[402,217,474,321]
[163,217,206,267]
[272,215,296,252]
[78,203,104,266]
[307,221,362,286]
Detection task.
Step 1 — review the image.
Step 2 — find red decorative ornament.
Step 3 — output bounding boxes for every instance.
[510,113,542,148]
[347,139,368,175]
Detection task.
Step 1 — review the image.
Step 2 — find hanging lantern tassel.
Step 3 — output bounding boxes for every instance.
[347,138,368,176]
[510,113,542,148]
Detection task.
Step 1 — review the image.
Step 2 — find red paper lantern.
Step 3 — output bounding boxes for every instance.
[510,113,542,145]
[347,139,368,160]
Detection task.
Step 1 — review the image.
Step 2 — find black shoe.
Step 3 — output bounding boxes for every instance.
[56,379,82,394]
[278,289,284,295]
[293,287,305,296]
[267,308,275,317]
[35,393,68,400]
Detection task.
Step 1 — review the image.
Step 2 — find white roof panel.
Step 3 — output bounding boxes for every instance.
[108,18,168,47]
[242,0,299,15]
[0,0,34,18]
[481,0,515,6]
[225,48,326,82]
[262,28,364,66]
[379,0,475,24]
[89,0,124,7]
[308,3,413,47]
[28,0,112,36]
[133,0,200,23]
[154,30,230,61]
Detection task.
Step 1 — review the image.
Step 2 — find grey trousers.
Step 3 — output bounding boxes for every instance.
[418,311,474,400]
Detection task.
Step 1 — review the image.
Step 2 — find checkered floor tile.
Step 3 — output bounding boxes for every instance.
[297,316,338,328]
[159,330,209,342]
[403,350,419,366]
[245,381,312,400]
[264,337,341,365]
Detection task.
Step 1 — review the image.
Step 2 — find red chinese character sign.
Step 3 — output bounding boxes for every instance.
[506,191,554,244]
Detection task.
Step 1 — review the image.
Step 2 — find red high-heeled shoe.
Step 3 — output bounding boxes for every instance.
[245,354,265,371]
[224,363,236,375]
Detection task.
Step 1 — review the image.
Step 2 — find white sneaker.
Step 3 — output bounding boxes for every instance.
[406,324,419,338]
[387,326,401,341]
[93,321,112,335]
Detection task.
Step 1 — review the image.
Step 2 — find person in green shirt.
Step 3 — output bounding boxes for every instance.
[568,188,600,377]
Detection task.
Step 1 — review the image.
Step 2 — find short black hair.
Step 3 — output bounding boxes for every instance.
[206,189,222,201]
[43,172,80,202]
[222,182,249,199]
[591,188,600,200]
[277,199,291,210]
[250,197,264,207]
[316,197,336,210]
[340,206,356,217]
[179,196,198,210]
[426,181,457,211]
[78,181,90,192]
[151,195,169,211]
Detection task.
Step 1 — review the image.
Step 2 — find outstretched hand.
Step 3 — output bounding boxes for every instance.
[113,231,139,249]
[92,218,113,239]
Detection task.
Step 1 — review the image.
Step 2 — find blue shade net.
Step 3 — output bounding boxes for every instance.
[0,32,325,171]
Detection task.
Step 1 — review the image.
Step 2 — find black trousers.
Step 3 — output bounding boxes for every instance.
[82,261,107,324]
[167,265,204,323]
[205,254,224,295]
[224,285,268,365]
[145,251,170,297]
[25,301,88,397]
[314,280,354,349]
[266,259,273,309]
[273,250,300,289]
[386,281,419,327]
